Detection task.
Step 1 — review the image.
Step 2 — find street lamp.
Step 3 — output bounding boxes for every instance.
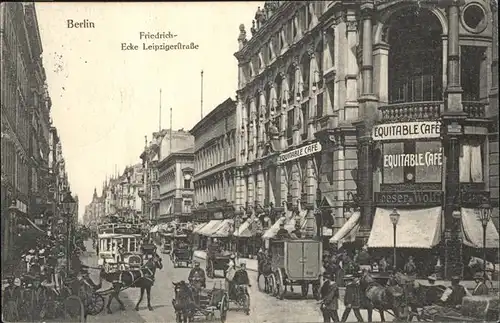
[61,192,77,270]
[478,203,492,279]
[389,208,400,272]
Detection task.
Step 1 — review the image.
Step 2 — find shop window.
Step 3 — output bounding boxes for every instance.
[459,139,484,183]
[382,141,442,184]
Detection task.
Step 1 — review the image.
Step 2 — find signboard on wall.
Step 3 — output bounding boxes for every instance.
[383,150,443,168]
[277,141,322,164]
[372,121,441,141]
[374,191,443,206]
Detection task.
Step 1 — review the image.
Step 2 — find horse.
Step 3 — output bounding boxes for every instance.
[99,254,163,313]
[172,280,196,323]
[358,272,406,322]
[257,255,273,293]
[468,256,498,285]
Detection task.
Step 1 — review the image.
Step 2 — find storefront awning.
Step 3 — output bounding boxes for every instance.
[461,208,499,249]
[198,220,223,236]
[234,219,253,237]
[192,222,208,234]
[212,219,234,238]
[329,211,361,245]
[367,207,442,249]
[149,225,159,233]
[262,217,286,239]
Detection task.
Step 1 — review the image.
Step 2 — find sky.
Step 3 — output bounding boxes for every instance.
[36,2,262,219]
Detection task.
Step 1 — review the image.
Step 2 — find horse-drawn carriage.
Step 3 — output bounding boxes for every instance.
[170,234,193,268]
[172,280,229,323]
[161,233,174,254]
[206,250,232,279]
[262,239,322,300]
[97,227,143,273]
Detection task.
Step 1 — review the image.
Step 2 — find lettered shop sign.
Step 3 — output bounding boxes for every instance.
[372,121,441,141]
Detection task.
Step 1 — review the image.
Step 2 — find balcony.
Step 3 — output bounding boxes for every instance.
[379,101,488,123]
[379,101,443,123]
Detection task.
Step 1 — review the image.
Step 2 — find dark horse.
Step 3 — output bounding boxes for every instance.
[99,254,163,313]
[172,280,196,323]
[257,255,273,293]
[359,272,406,322]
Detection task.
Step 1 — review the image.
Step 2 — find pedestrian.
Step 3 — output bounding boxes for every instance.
[341,275,364,322]
[472,273,489,296]
[379,256,388,272]
[444,276,469,308]
[320,273,340,322]
[404,256,417,276]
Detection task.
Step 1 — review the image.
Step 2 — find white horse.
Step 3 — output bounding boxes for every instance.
[468,256,499,286]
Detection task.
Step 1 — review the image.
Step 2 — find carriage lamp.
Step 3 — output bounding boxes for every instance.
[389,208,400,272]
[478,203,492,280]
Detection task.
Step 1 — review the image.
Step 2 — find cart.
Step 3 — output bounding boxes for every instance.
[161,233,174,254]
[268,239,322,300]
[174,281,229,323]
[421,295,499,322]
[141,243,158,261]
[170,234,193,268]
[206,251,232,279]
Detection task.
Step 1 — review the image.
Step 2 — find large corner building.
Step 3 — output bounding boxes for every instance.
[233,0,498,278]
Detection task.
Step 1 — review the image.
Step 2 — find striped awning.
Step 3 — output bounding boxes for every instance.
[192,222,208,234]
[212,219,234,238]
[329,211,361,245]
[262,209,307,240]
[198,220,223,236]
[367,207,442,249]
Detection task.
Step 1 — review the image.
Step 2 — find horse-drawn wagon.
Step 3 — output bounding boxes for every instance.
[170,234,193,268]
[97,223,143,272]
[267,239,322,300]
[206,251,232,278]
[173,280,229,323]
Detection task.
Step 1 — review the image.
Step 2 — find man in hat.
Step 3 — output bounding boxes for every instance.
[341,275,363,322]
[472,273,489,296]
[427,274,437,286]
[276,222,291,240]
[188,261,206,288]
[290,221,302,239]
[2,276,20,321]
[29,274,49,319]
[404,256,417,276]
[445,276,469,308]
[320,273,340,322]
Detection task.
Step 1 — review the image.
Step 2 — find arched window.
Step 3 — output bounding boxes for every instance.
[388,8,443,103]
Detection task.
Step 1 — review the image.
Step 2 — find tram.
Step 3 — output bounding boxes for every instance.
[96,222,143,272]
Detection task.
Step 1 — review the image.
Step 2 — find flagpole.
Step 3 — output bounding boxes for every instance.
[200,70,204,119]
[169,107,173,153]
[159,89,162,131]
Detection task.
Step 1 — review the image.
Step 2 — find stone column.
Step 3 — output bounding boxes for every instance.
[373,43,389,105]
[247,173,255,206]
[308,50,318,141]
[258,89,266,158]
[280,75,289,150]
[293,59,301,146]
[306,156,317,206]
[355,1,378,233]
[256,170,265,206]
[344,11,359,119]
[442,0,466,279]
[278,165,287,207]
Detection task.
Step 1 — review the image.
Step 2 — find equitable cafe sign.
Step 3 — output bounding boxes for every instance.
[277,142,322,164]
[372,121,441,141]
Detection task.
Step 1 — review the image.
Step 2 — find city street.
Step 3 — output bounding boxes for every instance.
[82,241,390,323]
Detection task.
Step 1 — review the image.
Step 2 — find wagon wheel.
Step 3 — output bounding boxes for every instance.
[269,273,278,296]
[219,293,229,323]
[257,272,266,292]
[207,260,215,278]
[300,282,309,298]
[63,295,85,322]
[275,269,285,300]
[86,292,105,316]
[241,290,250,315]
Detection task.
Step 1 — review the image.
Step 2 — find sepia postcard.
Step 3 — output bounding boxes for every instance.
[1,1,499,323]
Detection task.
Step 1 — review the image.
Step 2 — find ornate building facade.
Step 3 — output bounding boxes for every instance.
[234,0,498,278]
[190,98,238,222]
[157,147,194,223]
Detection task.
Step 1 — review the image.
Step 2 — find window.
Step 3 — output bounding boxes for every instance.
[287,110,294,146]
[317,92,324,118]
[461,46,485,101]
[459,139,484,183]
[382,141,443,184]
[301,102,308,140]
[183,200,192,214]
[184,174,192,189]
